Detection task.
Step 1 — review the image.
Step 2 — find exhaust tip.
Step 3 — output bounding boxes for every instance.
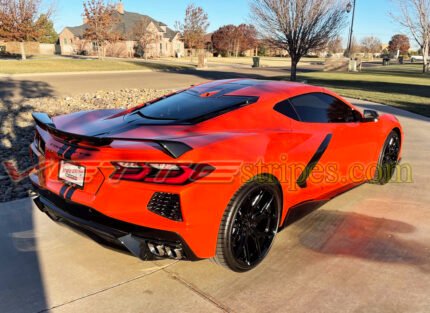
[119,234,184,260]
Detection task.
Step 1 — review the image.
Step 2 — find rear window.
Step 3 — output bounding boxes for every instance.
[138,90,258,123]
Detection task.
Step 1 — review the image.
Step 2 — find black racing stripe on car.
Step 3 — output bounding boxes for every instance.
[59,185,69,198]
[63,146,78,160]
[57,144,68,157]
[297,134,333,189]
[65,187,76,200]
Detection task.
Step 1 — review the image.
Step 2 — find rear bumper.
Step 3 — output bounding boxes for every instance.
[33,187,199,261]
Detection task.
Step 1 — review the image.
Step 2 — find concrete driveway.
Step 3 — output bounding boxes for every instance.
[0,96,429,312]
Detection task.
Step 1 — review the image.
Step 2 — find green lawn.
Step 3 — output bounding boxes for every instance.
[0,57,190,74]
[297,64,430,117]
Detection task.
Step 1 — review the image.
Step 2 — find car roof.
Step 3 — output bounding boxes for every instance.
[189,79,321,99]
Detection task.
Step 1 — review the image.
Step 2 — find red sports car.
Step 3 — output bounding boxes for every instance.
[30,79,403,272]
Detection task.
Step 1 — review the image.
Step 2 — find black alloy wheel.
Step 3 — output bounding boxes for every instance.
[213,179,281,272]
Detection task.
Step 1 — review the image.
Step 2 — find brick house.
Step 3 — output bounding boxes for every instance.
[58,2,184,58]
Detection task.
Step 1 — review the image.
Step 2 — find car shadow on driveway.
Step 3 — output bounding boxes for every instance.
[0,199,48,313]
[0,78,54,312]
[295,210,430,272]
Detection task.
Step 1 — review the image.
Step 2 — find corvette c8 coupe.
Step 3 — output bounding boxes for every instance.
[30,79,403,272]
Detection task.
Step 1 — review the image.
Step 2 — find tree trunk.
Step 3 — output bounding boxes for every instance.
[95,42,100,59]
[19,42,26,60]
[290,58,299,81]
[101,42,105,60]
[423,43,429,73]
[189,46,194,62]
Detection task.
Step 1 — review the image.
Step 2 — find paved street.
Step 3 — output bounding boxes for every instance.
[0,61,375,99]
[0,67,292,99]
[0,71,430,312]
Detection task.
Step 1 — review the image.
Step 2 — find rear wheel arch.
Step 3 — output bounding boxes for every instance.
[370,129,401,185]
[248,173,284,223]
[392,127,402,143]
[254,173,283,207]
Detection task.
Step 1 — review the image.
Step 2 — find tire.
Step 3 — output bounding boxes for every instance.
[370,130,401,185]
[213,177,282,272]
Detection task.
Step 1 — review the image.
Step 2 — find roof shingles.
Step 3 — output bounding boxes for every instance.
[65,11,178,41]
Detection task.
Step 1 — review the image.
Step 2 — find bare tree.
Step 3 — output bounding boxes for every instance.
[177,3,209,59]
[83,0,118,59]
[132,18,157,59]
[349,36,361,55]
[361,36,382,56]
[327,36,344,54]
[391,0,430,72]
[0,0,52,60]
[250,0,347,81]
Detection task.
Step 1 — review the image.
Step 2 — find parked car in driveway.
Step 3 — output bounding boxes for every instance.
[410,55,424,63]
[410,55,430,63]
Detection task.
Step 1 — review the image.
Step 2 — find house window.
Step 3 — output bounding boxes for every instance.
[64,38,67,45]
[160,43,162,52]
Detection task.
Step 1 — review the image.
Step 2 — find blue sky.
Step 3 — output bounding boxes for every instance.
[49,0,410,47]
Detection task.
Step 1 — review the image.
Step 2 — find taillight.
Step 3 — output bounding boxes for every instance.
[110,162,215,185]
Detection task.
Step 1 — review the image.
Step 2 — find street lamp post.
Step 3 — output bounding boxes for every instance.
[346,0,356,59]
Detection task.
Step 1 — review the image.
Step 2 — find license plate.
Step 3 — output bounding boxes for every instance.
[59,161,85,187]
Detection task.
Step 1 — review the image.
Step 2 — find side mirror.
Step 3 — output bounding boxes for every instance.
[362,109,379,122]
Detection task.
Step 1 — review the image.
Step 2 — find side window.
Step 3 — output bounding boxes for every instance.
[290,93,357,123]
[273,99,300,121]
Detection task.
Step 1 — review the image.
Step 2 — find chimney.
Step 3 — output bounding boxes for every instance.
[116,1,124,15]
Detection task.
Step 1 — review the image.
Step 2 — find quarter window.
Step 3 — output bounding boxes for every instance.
[273,100,300,121]
[289,93,357,123]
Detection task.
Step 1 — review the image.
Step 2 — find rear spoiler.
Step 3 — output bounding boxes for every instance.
[32,112,193,159]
